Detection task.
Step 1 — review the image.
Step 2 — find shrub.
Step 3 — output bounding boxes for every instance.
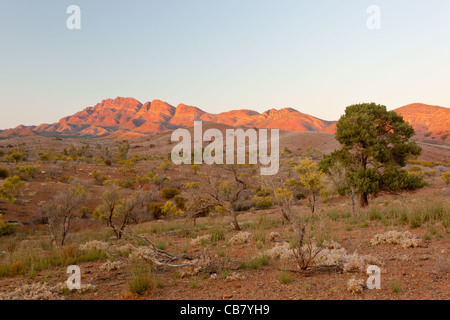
[59,176,73,184]
[233,200,253,212]
[128,263,154,295]
[0,167,9,179]
[368,207,383,221]
[442,172,450,185]
[148,203,164,220]
[242,254,270,270]
[370,230,421,248]
[421,161,434,167]
[408,210,422,228]
[173,195,186,209]
[5,152,24,164]
[210,228,225,244]
[161,201,183,218]
[390,279,402,293]
[116,179,135,190]
[253,196,273,210]
[347,277,364,294]
[16,165,41,180]
[229,231,253,245]
[278,271,291,284]
[0,215,17,237]
[39,153,53,162]
[161,188,180,199]
[79,206,91,219]
[255,187,272,197]
[94,188,147,239]
[92,170,107,185]
[0,176,24,203]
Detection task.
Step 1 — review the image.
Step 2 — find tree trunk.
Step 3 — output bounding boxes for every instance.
[359,193,368,208]
[280,208,291,223]
[230,210,241,231]
[350,188,356,216]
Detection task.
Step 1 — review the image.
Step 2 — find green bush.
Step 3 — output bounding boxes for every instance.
[161,188,180,199]
[39,153,53,162]
[59,176,73,184]
[253,196,273,210]
[0,216,17,237]
[442,172,450,185]
[5,152,23,164]
[0,167,9,179]
[16,165,41,179]
[255,187,271,197]
[173,195,186,209]
[148,203,165,220]
[0,223,16,236]
[117,179,135,190]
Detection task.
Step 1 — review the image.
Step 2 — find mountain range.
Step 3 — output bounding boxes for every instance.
[0,98,448,142]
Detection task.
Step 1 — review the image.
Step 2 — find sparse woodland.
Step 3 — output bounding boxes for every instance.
[0,104,449,300]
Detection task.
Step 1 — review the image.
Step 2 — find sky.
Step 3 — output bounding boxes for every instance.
[1,0,450,129]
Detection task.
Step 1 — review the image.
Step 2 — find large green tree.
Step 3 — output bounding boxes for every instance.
[320,103,424,208]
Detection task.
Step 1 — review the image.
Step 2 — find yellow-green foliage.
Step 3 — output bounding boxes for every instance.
[159,160,172,172]
[408,169,424,178]
[253,195,273,209]
[441,172,450,185]
[38,153,53,162]
[16,165,41,179]
[0,214,16,236]
[184,181,200,189]
[135,174,150,188]
[294,158,325,213]
[161,188,180,199]
[408,160,449,167]
[161,201,183,217]
[92,169,107,185]
[0,176,24,203]
[4,152,23,164]
[190,164,200,174]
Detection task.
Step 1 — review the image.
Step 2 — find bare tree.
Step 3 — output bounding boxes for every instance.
[198,164,254,231]
[94,186,148,239]
[263,163,295,223]
[44,182,89,246]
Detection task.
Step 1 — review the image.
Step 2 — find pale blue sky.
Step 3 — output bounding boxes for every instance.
[1,0,449,129]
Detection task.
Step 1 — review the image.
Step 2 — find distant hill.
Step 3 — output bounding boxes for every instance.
[394,103,450,142]
[0,98,448,142]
